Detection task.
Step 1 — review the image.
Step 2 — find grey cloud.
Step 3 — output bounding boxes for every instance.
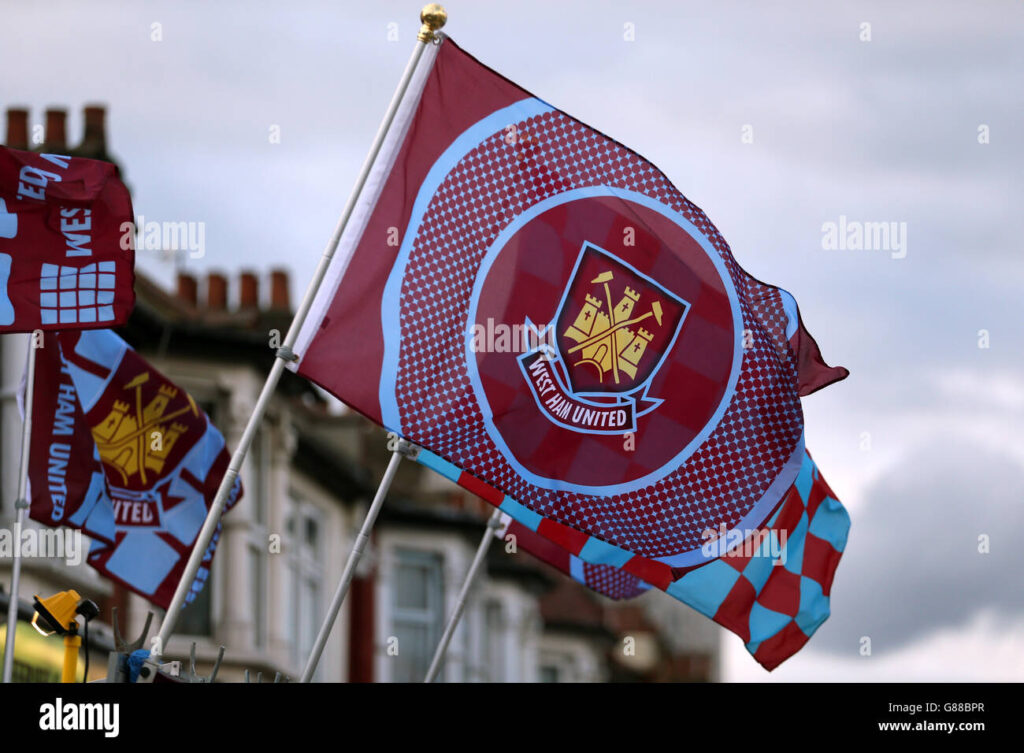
[811,437,1024,657]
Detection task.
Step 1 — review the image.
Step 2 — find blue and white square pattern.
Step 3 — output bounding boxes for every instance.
[39,262,117,325]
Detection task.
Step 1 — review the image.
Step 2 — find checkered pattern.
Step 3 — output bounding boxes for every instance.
[667,450,849,669]
[39,261,118,325]
[416,449,649,601]
[580,560,648,600]
[747,286,793,363]
[417,444,848,670]
[395,106,804,560]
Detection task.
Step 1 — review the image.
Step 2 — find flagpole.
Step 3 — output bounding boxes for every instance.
[300,438,417,682]
[139,5,449,681]
[423,508,502,683]
[2,333,38,683]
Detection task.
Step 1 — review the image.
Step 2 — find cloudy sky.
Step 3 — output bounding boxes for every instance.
[3,0,1022,681]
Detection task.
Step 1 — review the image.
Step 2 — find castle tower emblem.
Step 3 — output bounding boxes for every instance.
[90,371,199,485]
[554,243,689,398]
[517,242,690,435]
[563,272,666,386]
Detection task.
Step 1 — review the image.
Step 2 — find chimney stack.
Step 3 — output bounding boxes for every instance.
[44,108,67,151]
[176,272,198,307]
[207,272,228,310]
[80,105,107,157]
[5,108,28,149]
[239,271,259,309]
[269,269,290,311]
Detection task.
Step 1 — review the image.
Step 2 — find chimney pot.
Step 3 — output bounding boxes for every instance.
[176,272,198,307]
[207,273,228,310]
[81,104,107,155]
[239,271,259,309]
[5,108,29,150]
[270,269,290,311]
[44,108,67,151]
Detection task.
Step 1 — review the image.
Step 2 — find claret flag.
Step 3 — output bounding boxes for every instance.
[27,330,243,609]
[289,37,850,669]
[0,146,134,332]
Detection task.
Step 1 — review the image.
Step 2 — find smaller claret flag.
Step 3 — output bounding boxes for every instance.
[0,146,134,332]
[27,330,242,609]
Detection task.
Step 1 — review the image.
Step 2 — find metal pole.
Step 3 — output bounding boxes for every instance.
[423,508,502,683]
[300,441,412,682]
[140,6,448,681]
[3,333,38,683]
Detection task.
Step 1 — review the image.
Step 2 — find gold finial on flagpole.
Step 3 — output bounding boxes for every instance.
[418,4,447,42]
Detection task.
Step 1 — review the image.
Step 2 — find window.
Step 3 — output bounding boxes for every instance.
[176,575,213,637]
[167,397,221,639]
[251,428,270,528]
[246,429,270,649]
[286,497,324,677]
[390,549,444,682]
[248,543,264,648]
[482,600,504,682]
[539,652,577,683]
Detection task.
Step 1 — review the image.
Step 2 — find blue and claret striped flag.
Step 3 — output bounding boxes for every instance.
[27,330,243,609]
[497,512,651,602]
[290,36,850,669]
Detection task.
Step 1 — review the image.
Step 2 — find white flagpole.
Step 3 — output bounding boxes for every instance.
[423,508,502,683]
[300,438,416,682]
[2,333,38,683]
[140,5,449,681]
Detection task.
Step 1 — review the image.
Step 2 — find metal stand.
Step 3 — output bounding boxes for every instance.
[299,438,418,683]
[182,642,224,683]
[104,607,154,683]
[2,334,37,683]
[424,508,502,683]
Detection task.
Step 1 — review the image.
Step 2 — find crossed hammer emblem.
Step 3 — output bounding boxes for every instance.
[562,270,664,387]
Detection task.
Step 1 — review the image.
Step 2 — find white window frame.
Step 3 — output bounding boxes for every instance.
[285,492,325,678]
[376,529,476,683]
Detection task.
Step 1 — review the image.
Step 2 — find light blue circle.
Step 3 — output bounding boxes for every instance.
[463,186,743,495]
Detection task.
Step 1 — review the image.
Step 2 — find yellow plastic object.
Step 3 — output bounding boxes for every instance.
[61,633,82,683]
[31,589,83,636]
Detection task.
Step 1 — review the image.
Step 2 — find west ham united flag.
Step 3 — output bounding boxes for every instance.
[27,330,242,609]
[499,513,650,601]
[0,146,134,332]
[291,37,851,669]
[415,447,650,601]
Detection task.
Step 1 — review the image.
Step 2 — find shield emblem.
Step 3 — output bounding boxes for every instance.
[555,242,689,397]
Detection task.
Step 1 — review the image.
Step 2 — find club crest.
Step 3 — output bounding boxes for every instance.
[518,242,689,434]
[91,371,197,486]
